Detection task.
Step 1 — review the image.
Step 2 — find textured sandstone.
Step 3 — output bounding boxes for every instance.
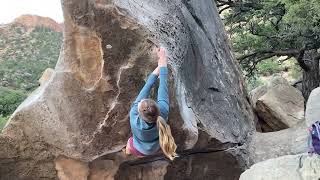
[55,156,90,180]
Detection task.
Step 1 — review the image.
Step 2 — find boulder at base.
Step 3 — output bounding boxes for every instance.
[305,87,320,127]
[240,154,320,180]
[255,76,304,131]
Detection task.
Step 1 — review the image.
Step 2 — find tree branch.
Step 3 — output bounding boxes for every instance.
[216,0,263,15]
[238,49,301,77]
[219,5,232,14]
[238,49,300,62]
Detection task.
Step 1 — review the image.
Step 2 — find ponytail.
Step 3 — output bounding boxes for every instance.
[157,116,177,160]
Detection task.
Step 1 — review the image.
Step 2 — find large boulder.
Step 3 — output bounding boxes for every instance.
[0,0,256,179]
[254,77,304,131]
[240,154,320,180]
[249,75,289,109]
[305,87,320,127]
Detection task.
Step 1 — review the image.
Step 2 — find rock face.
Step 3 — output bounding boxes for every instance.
[12,14,62,32]
[240,154,320,180]
[0,0,256,179]
[54,150,244,180]
[251,76,304,131]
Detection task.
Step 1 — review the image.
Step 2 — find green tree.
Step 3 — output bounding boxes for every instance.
[218,0,320,101]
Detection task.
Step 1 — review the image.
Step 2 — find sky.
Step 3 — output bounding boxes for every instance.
[0,0,63,24]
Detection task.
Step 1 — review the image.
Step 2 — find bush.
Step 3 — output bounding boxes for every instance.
[0,86,27,116]
[0,116,9,131]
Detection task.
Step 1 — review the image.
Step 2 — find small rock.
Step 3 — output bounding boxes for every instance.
[38,68,54,86]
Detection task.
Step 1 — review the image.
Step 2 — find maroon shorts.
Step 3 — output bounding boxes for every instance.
[126,137,146,157]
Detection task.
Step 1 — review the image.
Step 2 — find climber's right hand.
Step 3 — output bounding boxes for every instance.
[156,47,167,67]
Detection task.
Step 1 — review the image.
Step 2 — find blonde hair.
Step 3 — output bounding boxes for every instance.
[157,116,177,160]
[138,99,178,160]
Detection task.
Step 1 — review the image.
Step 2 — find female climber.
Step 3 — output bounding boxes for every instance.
[125,47,178,160]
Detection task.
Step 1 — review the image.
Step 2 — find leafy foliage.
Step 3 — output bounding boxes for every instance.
[221,0,320,77]
[256,58,283,76]
[0,86,27,116]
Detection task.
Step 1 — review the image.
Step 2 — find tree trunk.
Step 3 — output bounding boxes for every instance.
[302,50,320,102]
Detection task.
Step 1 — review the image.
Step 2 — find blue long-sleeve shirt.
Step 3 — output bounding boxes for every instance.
[129,67,169,155]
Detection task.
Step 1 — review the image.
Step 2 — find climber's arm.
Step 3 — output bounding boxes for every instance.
[156,47,169,121]
[157,66,169,120]
[130,68,159,115]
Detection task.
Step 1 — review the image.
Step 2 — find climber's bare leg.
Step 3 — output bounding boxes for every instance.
[125,142,131,155]
[122,138,132,156]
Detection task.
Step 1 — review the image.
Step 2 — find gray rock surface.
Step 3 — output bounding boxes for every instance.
[305,87,320,127]
[251,76,304,131]
[249,75,289,108]
[240,154,320,180]
[256,84,304,130]
[249,122,308,163]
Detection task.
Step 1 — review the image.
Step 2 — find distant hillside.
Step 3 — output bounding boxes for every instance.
[0,15,62,128]
[0,15,62,92]
[12,14,62,32]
